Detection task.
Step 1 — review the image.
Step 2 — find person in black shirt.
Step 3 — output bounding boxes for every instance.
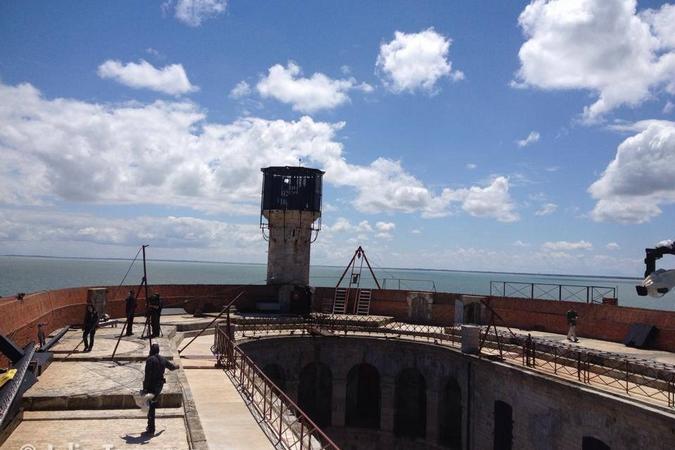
[125,290,137,336]
[83,304,99,352]
[142,343,177,434]
[147,293,162,338]
[566,309,579,342]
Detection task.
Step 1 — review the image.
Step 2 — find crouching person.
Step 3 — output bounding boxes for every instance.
[143,343,177,435]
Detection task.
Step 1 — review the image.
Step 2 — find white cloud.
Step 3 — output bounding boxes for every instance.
[516,130,540,147]
[466,163,477,170]
[169,0,227,27]
[0,208,262,256]
[513,240,530,247]
[376,27,463,93]
[542,240,593,251]
[606,242,621,250]
[0,81,519,225]
[375,221,396,233]
[665,101,674,114]
[515,0,675,121]
[229,81,251,99]
[589,120,675,223]
[256,62,372,113]
[411,229,422,235]
[443,177,520,222]
[97,59,197,95]
[535,202,557,216]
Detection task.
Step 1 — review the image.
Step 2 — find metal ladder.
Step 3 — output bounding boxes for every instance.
[332,287,348,314]
[355,289,372,315]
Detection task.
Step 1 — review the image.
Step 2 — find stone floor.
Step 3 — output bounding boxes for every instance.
[501,326,675,365]
[50,325,174,361]
[184,369,273,450]
[2,409,189,450]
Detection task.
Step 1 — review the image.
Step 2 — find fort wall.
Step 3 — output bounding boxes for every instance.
[2,284,675,364]
[240,336,675,450]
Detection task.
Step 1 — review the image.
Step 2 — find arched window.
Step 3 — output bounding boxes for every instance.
[394,368,427,438]
[298,361,332,427]
[494,400,512,450]
[439,377,462,448]
[345,363,381,429]
[582,436,610,450]
[262,363,286,391]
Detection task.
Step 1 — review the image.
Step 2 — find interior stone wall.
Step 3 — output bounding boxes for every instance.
[240,336,675,450]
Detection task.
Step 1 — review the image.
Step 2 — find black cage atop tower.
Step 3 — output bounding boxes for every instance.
[260,166,324,239]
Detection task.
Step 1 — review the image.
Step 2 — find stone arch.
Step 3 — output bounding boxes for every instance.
[298,361,332,427]
[438,377,462,449]
[345,363,381,429]
[582,436,610,450]
[394,368,427,439]
[494,400,513,450]
[262,363,286,391]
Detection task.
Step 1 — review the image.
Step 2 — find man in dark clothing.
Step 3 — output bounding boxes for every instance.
[125,290,137,336]
[566,309,579,342]
[147,293,162,338]
[142,343,177,434]
[83,303,99,352]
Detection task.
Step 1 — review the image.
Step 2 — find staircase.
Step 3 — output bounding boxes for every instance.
[332,287,348,314]
[355,289,372,315]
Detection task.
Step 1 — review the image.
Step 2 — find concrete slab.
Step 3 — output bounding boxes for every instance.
[1,415,189,450]
[51,327,174,362]
[184,369,274,450]
[22,361,182,410]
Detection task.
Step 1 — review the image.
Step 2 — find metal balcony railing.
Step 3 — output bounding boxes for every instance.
[219,315,675,409]
[490,281,616,303]
[213,325,340,450]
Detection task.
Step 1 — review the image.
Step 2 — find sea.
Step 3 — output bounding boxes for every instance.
[1,255,672,311]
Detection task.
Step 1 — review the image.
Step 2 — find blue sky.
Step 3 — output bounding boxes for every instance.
[1,0,674,276]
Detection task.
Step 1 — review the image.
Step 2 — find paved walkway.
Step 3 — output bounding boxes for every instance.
[183,369,274,450]
[1,409,189,450]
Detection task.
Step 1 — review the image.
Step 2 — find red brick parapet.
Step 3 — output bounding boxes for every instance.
[3,284,675,368]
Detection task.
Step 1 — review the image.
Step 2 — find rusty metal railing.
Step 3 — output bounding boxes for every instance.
[222,315,675,409]
[213,324,340,450]
[490,281,617,303]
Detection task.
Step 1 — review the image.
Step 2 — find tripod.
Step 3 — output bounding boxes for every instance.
[112,245,153,362]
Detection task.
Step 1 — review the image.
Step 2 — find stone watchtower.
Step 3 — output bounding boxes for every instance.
[260,166,324,289]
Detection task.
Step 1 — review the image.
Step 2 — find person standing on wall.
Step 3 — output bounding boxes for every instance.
[125,289,137,336]
[83,303,99,352]
[148,293,162,338]
[566,308,579,342]
[142,343,176,435]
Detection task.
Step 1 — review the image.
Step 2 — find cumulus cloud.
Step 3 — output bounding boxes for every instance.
[0,208,262,256]
[515,0,675,121]
[589,120,675,223]
[535,202,557,216]
[376,28,463,94]
[542,240,593,251]
[516,131,540,147]
[606,242,621,250]
[0,81,517,222]
[229,81,251,99]
[256,62,373,113]
[97,59,197,95]
[167,0,227,27]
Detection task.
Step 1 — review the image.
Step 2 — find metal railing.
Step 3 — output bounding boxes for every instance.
[490,281,616,303]
[381,278,437,292]
[213,325,340,450]
[221,315,675,409]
